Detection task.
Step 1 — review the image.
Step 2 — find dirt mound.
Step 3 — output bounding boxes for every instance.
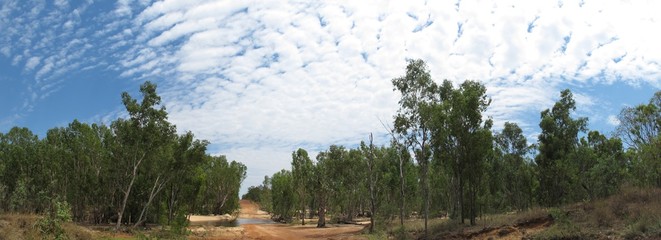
[470,216,553,240]
[432,216,553,240]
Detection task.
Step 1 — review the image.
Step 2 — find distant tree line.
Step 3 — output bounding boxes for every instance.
[243,59,661,238]
[0,82,246,230]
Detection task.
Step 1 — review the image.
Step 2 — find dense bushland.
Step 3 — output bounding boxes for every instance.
[0,82,246,231]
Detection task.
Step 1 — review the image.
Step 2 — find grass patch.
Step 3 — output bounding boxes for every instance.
[392,187,660,239]
[530,186,661,240]
[0,213,42,240]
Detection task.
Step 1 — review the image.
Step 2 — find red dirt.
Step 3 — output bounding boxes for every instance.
[190,200,366,240]
[441,216,553,240]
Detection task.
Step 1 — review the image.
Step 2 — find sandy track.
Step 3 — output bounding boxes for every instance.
[238,199,270,219]
[190,200,366,240]
[243,223,364,240]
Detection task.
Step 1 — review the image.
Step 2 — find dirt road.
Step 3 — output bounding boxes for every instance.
[190,200,366,240]
[237,199,270,219]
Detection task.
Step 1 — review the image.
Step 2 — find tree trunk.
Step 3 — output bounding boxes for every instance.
[216,194,229,214]
[115,153,145,230]
[301,198,306,225]
[368,133,376,233]
[422,161,429,239]
[317,197,326,228]
[134,175,168,228]
[167,186,178,224]
[469,183,476,225]
[399,147,406,228]
[309,197,315,219]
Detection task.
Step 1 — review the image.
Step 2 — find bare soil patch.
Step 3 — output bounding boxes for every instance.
[189,200,367,240]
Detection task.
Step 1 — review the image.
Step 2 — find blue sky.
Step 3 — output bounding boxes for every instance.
[1,0,660,195]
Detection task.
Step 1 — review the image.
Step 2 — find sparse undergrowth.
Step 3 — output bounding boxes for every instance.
[531,186,661,240]
[0,213,189,240]
[0,213,94,240]
[420,207,552,240]
[389,187,661,240]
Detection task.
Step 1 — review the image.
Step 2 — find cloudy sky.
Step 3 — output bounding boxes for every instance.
[1,0,659,195]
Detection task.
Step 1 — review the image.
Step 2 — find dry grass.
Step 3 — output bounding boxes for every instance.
[422,208,553,240]
[390,187,661,239]
[0,214,42,240]
[531,186,661,240]
[0,213,114,240]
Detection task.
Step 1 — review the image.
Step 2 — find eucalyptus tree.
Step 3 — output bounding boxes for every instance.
[535,89,587,206]
[381,122,414,228]
[392,59,439,237]
[617,91,660,187]
[271,169,296,222]
[198,155,247,215]
[343,148,366,222]
[291,148,313,225]
[431,80,492,225]
[260,175,273,213]
[313,150,331,227]
[162,132,208,224]
[0,127,51,213]
[361,134,377,233]
[493,122,535,211]
[321,145,352,222]
[571,131,626,200]
[44,120,113,222]
[111,81,176,229]
[617,91,660,149]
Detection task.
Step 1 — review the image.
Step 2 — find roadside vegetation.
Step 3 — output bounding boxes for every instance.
[0,82,246,238]
[0,59,659,239]
[243,59,661,239]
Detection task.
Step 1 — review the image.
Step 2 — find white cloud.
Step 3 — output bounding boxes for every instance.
[24,56,41,71]
[54,0,68,9]
[108,0,661,194]
[0,46,9,57]
[114,0,133,17]
[607,115,620,126]
[3,0,660,194]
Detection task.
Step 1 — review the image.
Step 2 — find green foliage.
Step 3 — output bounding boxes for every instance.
[242,186,264,202]
[536,89,588,207]
[271,169,296,222]
[392,59,441,236]
[291,148,313,224]
[165,209,190,237]
[623,215,661,240]
[234,78,658,240]
[2,63,660,240]
[487,122,536,212]
[197,155,246,215]
[0,81,245,231]
[242,175,273,213]
[37,200,73,240]
[9,177,28,213]
[391,226,410,240]
[618,92,661,188]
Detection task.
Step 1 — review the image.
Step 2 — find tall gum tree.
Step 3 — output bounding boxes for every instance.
[111,81,175,230]
[431,80,492,225]
[535,89,587,207]
[617,91,660,187]
[291,148,313,225]
[392,59,439,237]
[452,81,492,225]
[494,122,534,211]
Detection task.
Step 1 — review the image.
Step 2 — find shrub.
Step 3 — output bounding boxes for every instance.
[37,200,73,240]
